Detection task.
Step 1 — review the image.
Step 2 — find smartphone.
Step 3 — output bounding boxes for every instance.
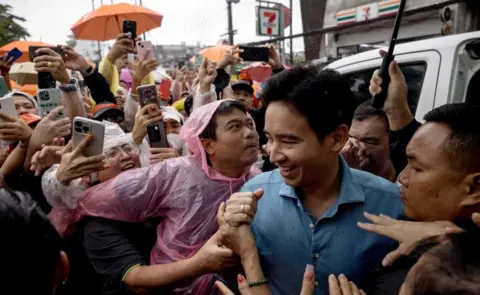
[177,61,185,69]
[137,84,159,108]
[123,20,137,39]
[0,95,17,144]
[159,80,171,105]
[136,40,154,60]
[0,77,8,97]
[147,122,168,148]
[6,48,23,63]
[239,46,269,62]
[37,88,65,119]
[72,117,105,157]
[29,46,65,89]
[371,0,407,109]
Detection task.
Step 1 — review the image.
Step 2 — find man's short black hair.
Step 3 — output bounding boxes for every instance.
[0,188,62,294]
[199,100,247,140]
[261,65,356,141]
[353,100,389,131]
[409,232,480,294]
[424,103,480,172]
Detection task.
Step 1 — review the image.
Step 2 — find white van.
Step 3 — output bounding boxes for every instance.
[325,31,480,122]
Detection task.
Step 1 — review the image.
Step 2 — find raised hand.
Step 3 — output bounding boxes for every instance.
[0,112,32,142]
[107,33,136,63]
[149,147,179,165]
[218,46,242,70]
[61,45,91,74]
[265,44,281,70]
[55,135,107,186]
[33,48,70,84]
[29,106,71,148]
[132,104,163,145]
[198,58,217,93]
[224,189,264,226]
[0,55,15,74]
[133,50,159,82]
[30,138,65,176]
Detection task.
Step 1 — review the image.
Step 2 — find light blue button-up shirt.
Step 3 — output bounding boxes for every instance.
[242,158,403,295]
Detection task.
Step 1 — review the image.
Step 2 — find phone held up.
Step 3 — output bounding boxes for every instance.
[6,47,23,63]
[72,117,105,157]
[29,46,65,89]
[137,84,168,148]
[0,94,18,144]
[136,40,154,60]
[239,46,269,62]
[37,88,65,119]
[123,20,137,39]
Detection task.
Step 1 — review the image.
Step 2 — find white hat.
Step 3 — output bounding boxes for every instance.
[162,106,184,124]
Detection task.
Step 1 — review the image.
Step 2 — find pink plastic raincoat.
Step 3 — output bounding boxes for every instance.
[49,100,260,294]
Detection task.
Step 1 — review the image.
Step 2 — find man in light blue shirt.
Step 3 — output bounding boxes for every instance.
[224,66,403,294]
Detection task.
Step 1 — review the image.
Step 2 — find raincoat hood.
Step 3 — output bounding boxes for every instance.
[180,99,256,182]
[4,91,41,115]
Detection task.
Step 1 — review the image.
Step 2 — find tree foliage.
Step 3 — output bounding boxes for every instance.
[0,4,30,47]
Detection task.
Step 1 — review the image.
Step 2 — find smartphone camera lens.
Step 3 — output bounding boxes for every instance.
[75,121,82,127]
[82,126,90,133]
[75,127,82,133]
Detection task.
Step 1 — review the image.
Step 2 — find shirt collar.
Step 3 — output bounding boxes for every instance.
[279,157,366,206]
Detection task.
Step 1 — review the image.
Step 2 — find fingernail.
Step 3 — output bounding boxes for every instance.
[237,274,245,283]
[305,264,314,280]
[329,274,335,281]
[339,274,345,279]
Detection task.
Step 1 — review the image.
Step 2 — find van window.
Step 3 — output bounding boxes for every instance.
[343,63,427,114]
[466,69,480,104]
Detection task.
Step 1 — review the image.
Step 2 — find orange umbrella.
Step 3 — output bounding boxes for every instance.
[11,81,38,96]
[72,3,163,41]
[0,41,53,63]
[240,62,272,83]
[197,45,233,63]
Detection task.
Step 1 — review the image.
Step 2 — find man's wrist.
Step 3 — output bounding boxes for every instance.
[386,105,414,131]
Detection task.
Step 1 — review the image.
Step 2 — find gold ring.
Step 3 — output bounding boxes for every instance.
[47,61,53,68]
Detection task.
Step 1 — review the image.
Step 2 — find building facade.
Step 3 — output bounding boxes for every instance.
[318,0,480,59]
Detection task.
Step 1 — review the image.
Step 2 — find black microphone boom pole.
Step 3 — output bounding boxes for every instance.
[371,0,407,109]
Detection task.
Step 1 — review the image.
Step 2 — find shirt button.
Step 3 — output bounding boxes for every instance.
[309,223,314,229]
[314,253,320,259]
[315,281,319,287]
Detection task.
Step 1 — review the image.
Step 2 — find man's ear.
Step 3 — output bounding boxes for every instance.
[461,173,480,208]
[201,138,215,156]
[330,124,349,153]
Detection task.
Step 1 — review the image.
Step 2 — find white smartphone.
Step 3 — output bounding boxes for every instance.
[72,117,105,157]
[0,77,8,98]
[0,95,18,144]
[37,88,65,119]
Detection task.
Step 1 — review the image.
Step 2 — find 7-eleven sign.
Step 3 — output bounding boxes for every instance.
[257,6,282,37]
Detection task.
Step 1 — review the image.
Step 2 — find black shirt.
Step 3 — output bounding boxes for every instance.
[83,217,159,295]
[389,119,422,176]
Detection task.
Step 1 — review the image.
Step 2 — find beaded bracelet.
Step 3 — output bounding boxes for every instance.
[248,279,269,288]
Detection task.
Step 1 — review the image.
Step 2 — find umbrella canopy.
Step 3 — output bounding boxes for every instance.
[197,45,233,63]
[72,3,163,41]
[9,62,37,86]
[240,62,272,83]
[0,41,53,63]
[11,81,38,96]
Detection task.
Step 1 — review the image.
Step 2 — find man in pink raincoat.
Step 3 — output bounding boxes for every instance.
[52,99,260,294]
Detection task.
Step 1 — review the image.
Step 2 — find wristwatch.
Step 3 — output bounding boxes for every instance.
[59,79,79,92]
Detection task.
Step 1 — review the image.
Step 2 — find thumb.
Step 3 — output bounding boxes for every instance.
[473,212,480,227]
[300,265,316,295]
[253,189,264,201]
[202,57,209,69]
[388,60,404,82]
[237,274,253,295]
[382,245,405,267]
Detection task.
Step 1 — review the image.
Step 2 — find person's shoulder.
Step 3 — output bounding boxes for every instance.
[242,169,283,190]
[351,168,400,199]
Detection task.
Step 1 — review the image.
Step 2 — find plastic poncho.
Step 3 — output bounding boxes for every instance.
[48,100,260,295]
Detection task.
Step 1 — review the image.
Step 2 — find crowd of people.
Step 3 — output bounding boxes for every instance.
[1,31,480,295]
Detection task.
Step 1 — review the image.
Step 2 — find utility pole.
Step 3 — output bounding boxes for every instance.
[139,0,146,40]
[289,0,293,64]
[226,0,240,45]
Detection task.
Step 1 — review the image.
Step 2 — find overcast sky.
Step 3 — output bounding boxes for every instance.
[5,0,305,51]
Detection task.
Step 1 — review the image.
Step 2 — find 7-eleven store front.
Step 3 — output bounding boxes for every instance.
[320,0,474,59]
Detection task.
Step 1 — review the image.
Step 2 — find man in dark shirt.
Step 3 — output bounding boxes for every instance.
[361,59,480,295]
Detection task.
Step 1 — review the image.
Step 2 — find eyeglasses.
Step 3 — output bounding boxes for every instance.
[104,144,138,160]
